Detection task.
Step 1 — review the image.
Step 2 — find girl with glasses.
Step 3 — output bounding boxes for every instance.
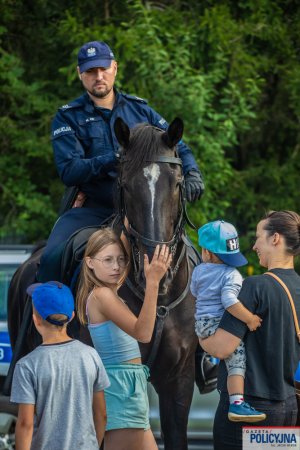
[76,227,171,450]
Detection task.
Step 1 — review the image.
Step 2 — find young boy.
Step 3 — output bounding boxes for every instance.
[191,220,266,422]
[10,281,110,450]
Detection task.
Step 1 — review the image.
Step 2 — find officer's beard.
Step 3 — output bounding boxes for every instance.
[88,85,113,99]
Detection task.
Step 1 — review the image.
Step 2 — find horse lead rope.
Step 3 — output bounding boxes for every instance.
[124,245,191,370]
[146,251,191,370]
[264,272,300,343]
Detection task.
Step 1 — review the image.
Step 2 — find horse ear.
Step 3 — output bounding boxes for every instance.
[114,117,130,148]
[162,117,184,148]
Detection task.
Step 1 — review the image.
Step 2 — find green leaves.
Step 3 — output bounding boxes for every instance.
[1,0,300,276]
[0,44,59,242]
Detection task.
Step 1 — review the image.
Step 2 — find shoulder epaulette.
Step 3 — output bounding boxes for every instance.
[58,96,85,111]
[121,93,148,104]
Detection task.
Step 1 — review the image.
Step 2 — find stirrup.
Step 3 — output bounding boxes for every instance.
[195,350,218,395]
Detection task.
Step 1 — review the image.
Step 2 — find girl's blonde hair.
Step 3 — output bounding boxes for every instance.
[76,228,129,325]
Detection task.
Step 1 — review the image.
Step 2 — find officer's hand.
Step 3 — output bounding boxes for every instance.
[184,170,205,202]
[99,153,117,174]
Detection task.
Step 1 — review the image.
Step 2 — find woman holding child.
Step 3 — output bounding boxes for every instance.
[76,228,171,450]
[200,210,300,449]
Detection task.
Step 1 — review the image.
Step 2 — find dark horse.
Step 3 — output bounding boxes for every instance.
[6,117,211,449]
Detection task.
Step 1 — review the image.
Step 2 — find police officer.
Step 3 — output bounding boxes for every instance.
[38,41,205,282]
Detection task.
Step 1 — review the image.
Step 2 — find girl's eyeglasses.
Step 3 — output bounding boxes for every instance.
[92,256,128,269]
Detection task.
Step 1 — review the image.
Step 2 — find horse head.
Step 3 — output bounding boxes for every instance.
[114,117,186,295]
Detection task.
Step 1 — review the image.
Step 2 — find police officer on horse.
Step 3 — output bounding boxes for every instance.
[38,40,205,282]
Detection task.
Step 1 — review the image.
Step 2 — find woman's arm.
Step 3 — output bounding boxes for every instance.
[199,328,241,360]
[227,302,262,331]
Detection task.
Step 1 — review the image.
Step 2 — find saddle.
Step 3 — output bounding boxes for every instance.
[60,218,200,288]
[60,214,120,289]
[60,225,100,287]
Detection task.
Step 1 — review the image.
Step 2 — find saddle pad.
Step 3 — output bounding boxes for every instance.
[60,213,121,286]
[60,225,102,286]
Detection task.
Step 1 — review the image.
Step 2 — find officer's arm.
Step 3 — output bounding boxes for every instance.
[148,107,200,174]
[148,108,204,201]
[52,113,115,186]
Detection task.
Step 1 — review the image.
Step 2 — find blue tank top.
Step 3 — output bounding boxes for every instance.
[86,294,141,366]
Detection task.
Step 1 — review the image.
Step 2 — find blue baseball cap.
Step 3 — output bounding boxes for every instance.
[77,41,115,73]
[26,281,74,326]
[198,220,248,267]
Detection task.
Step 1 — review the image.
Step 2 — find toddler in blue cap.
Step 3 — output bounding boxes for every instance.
[191,220,266,422]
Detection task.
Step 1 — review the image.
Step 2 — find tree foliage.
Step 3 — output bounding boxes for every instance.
[0,0,299,272]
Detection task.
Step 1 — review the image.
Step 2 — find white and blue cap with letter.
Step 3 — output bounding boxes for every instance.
[198,220,248,267]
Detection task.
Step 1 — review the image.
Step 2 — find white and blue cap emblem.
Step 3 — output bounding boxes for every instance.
[198,220,248,267]
[77,41,115,73]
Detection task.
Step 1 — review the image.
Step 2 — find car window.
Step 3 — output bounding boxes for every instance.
[0,265,18,322]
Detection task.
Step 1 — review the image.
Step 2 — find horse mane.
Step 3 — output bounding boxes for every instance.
[122,123,170,180]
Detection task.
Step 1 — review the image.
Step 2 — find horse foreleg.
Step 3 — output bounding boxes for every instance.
[155,370,194,450]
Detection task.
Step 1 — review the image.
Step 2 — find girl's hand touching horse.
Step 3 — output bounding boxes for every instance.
[144,244,172,284]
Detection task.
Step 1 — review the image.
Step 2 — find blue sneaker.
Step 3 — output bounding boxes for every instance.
[228,402,266,422]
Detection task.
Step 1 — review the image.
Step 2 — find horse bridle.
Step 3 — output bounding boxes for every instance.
[119,155,188,276]
[119,154,194,242]
[117,153,196,368]
[118,154,195,287]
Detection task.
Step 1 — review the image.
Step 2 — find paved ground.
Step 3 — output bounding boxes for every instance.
[156,438,214,449]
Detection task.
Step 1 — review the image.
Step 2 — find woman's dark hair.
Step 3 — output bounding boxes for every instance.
[263,210,300,256]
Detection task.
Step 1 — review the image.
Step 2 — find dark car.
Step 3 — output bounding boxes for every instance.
[0,245,34,449]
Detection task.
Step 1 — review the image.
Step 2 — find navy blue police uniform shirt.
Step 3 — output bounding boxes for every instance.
[51,90,199,211]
